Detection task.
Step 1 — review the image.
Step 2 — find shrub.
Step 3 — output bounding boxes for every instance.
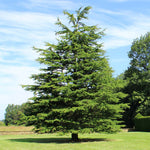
[134,114,150,132]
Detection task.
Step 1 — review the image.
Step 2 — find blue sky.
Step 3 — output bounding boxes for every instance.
[1,0,150,120]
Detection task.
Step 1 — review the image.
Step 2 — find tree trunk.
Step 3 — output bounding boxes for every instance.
[71,133,79,141]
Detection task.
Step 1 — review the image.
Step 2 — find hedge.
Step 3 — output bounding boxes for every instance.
[134,115,150,132]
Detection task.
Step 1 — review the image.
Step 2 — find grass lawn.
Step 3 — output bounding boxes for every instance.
[0,130,150,150]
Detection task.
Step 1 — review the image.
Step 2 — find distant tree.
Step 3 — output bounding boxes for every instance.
[23,6,126,141]
[4,104,20,125]
[4,103,30,126]
[123,32,150,127]
[0,120,5,126]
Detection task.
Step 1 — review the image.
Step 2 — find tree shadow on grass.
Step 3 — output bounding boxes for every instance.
[9,137,111,144]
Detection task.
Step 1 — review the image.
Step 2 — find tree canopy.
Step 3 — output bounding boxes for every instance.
[23,6,126,139]
[4,103,29,126]
[122,32,150,127]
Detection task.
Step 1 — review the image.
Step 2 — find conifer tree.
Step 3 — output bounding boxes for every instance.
[23,6,125,140]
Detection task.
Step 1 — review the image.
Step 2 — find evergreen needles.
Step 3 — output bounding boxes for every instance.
[23,6,126,135]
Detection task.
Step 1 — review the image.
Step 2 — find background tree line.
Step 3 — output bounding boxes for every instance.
[121,32,150,127]
[4,7,150,139]
[4,102,31,126]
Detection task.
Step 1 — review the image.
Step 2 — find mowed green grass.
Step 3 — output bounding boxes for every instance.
[0,127,150,150]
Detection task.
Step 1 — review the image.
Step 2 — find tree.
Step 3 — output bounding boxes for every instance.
[137,100,150,116]
[23,6,126,140]
[4,103,30,126]
[123,32,150,127]
[4,104,21,125]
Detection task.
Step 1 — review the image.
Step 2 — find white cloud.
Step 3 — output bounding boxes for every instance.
[95,10,150,50]
[0,65,39,86]
[0,8,59,120]
[22,0,77,10]
[98,8,124,15]
[0,10,56,29]
[0,9,58,64]
[0,65,39,118]
[0,10,57,46]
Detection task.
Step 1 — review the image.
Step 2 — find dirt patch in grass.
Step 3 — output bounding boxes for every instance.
[0,126,34,135]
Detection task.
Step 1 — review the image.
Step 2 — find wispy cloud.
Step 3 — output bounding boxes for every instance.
[0,9,58,64]
[94,9,150,49]
[22,0,77,10]
[0,10,56,27]
[0,8,58,119]
[0,64,39,119]
[98,8,124,15]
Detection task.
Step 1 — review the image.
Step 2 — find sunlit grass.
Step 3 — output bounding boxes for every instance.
[0,131,150,150]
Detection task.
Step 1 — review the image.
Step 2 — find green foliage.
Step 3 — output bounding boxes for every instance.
[23,6,126,134]
[5,104,20,125]
[0,121,5,126]
[137,100,150,116]
[4,103,31,126]
[134,113,143,119]
[122,32,150,127]
[134,114,150,131]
